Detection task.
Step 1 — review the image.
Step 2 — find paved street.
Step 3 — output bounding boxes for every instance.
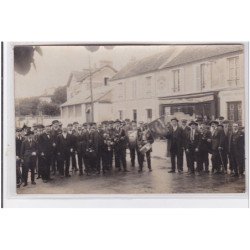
[17,153,245,195]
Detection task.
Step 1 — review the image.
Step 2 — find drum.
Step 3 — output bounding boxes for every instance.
[128,130,137,148]
[139,143,152,154]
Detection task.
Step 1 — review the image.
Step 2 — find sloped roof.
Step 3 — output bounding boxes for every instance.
[61,86,113,107]
[160,44,244,69]
[111,44,244,81]
[67,65,117,86]
[111,47,176,80]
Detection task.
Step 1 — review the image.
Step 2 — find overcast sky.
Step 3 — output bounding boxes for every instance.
[15,45,169,98]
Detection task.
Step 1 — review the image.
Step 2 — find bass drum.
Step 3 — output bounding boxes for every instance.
[127,130,137,148]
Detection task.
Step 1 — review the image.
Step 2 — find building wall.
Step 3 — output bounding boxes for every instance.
[111,72,160,122]
[61,102,112,124]
[110,50,245,123]
[67,67,116,100]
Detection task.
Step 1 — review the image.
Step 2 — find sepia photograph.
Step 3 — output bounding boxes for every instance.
[13,43,246,195]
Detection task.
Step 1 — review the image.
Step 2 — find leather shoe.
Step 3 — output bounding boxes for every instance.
[31,181,36,185]
[23,183,28,187]
[168,170,175,173]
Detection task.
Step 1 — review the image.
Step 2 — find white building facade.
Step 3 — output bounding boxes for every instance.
[110,45,245,124]
[60,64,117,124]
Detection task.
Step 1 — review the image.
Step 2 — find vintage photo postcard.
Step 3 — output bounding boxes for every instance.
[2,43,248,207]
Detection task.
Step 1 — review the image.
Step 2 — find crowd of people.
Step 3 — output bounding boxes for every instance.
[15,116,245,188]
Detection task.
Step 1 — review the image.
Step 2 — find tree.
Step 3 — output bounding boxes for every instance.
[15,97,40,116]
[51,85,67,104]
[39,102,60,116]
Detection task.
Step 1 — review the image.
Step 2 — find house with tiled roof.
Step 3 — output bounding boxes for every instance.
[110,44,245,123]
[60,63,117,123]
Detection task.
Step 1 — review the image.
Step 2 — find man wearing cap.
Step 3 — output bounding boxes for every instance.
[72,122,79,135]
[35,124,44,179]
[56,127,72,177]
[107,121,115,169]
[86,123,99,175]
[96,123,105,174]
[16,128,24,187]
[184,121,201,175]
[218,116,225,125]
[166,117,184,173]
[51,120,62,175]
[37,125,54,182]
[197,124,212,173]
[127,120,138,167]
[113,119,128,172]
[67,123,78,172]
[136,123,154,172]
[228,122,245,177]
[20,131,37,186]
[221,120,231,173]
[195,117,203,132]
[210,120,225,174]
[181,119,191,171]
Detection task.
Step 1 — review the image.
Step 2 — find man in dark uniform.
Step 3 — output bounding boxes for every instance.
[221,120,231,174]
[20,131,37,186]
[35,124,44,179]
[37,125,54,183]
[127,120,138,167]
[16,128,24,187]
[113,119,128,172]
[86,123,99,175]
[181,119,191,172]
[106,121,115,169]
[228,122,245,177]
[56,127,72,177]
[185,121,201,175]
[197,124,212,173]
[67,123,78,172]
[136,123,154,172]
[50,120,62,175]
[72,122,79,135]
[166,117,184,173]
[80,123,89,174]
[210,120,225,174]
[96,123,105,174]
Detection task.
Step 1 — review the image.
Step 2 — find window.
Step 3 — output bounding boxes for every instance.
[200,63,206,89]
[118,110,123,120]
[118,82,124,99]
[146,109,152,122]
[228,57,240,85]
[132,80,137,99]
[104,77,109,86]
[75,104,82,117]
[145,76,152,97]
[173,70,180,92]
[133,109,137,122]
[227,101,242,122]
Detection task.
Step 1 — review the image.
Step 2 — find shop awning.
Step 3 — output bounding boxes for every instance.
[158,91,217,105]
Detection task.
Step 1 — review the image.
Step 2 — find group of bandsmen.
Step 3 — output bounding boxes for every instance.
[165,116,245,177]
[16,115,245,188]
[16,119,154,187]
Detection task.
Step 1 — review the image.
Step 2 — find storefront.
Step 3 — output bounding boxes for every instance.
[159,91,219,120]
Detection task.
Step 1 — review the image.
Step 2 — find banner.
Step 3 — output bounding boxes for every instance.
[148,115,171,138]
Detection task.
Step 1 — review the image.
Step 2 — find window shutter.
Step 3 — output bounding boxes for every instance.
[195,64,201,92]
[180,68,184,92]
